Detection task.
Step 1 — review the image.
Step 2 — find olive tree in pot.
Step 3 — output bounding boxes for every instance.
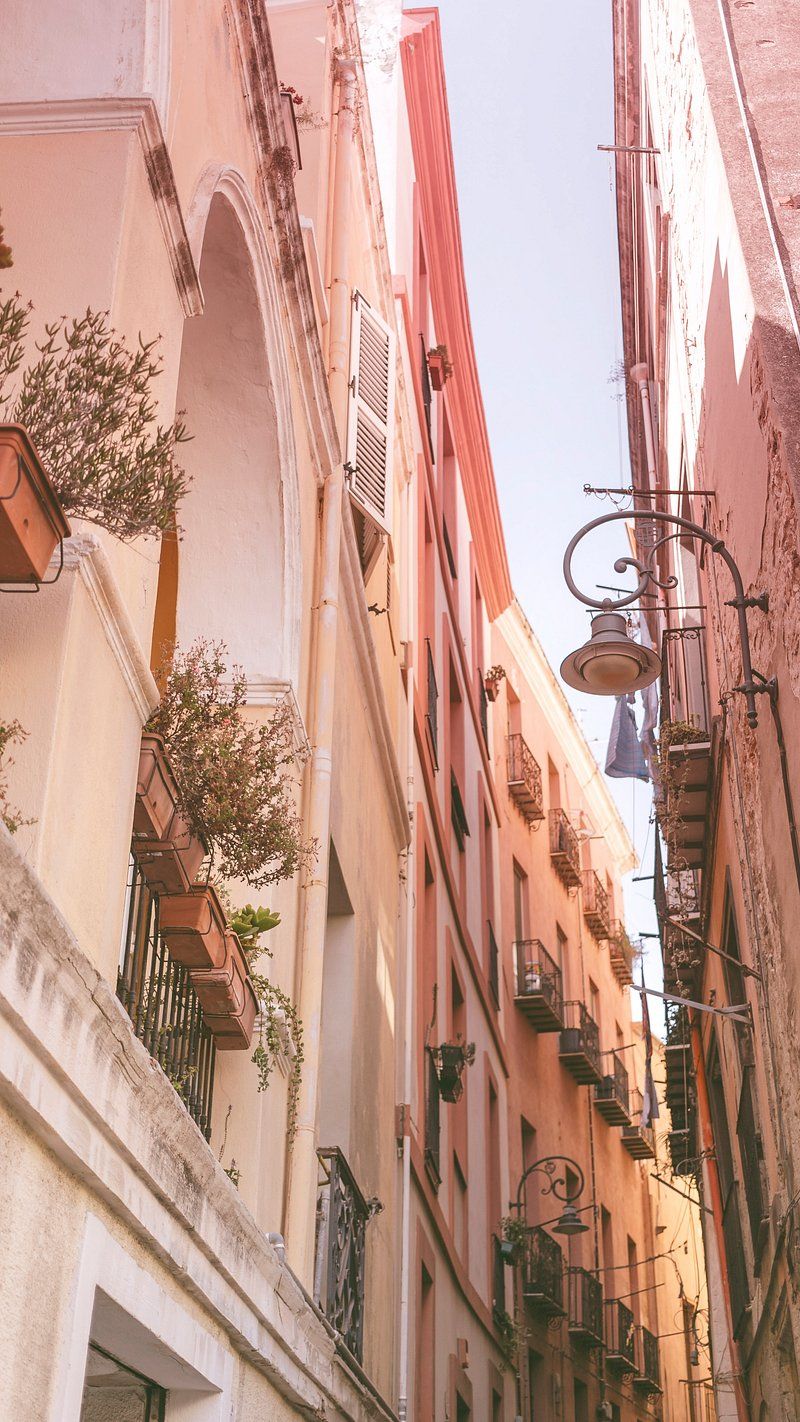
[0,290,190,582]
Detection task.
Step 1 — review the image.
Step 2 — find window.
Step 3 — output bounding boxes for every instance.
[588,978,600,1034]
[555,925,568,997]
[520,1117,537,1224]
[417,1262,435,1422]
[707,1037,750,1334]
[451,771,470,852]
[573,1378,589,1422]
[454,1154,468,1262]
[547,756,560,810]
[513,861,529,942]
[441,414,458,579]
[81,1344,166,1422]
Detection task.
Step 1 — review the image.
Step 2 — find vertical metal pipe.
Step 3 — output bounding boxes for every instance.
[283,57,358,1287]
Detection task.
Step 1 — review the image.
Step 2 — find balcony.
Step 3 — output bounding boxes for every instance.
[659,627,714,871]
[634,1325,661,1393]
[424,1047,441,1188]
[514,940,564,1032]
[521,1225,565,1318]
[607,920,635,986]
[567,1267,603,1346]
[605,1299,637,1372]
[655,836,704,992]
[549,808,582,888]
[507,733,545,824]
[425,637,438,769]
[559,1001,603,1085]
[594,1051,631,1126]
[315,1148,370,1362]
[664,1002,693,1116]
[117,855,215,1138]
[621,1089,656,1159]
[582,870,611,939]
[488,920,500,1008]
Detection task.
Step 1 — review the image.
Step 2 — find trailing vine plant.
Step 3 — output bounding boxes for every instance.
[0,718,32,834]
[0,290,190,538]
[228,904,305,1145]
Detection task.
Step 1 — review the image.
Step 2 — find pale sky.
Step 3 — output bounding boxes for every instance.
[433,0,661,1000]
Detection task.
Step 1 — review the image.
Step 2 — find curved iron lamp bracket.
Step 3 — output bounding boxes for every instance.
[514,1154,585,1214]
[563,508,772,728]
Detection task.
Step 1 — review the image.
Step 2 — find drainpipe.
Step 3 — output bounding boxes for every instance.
[284,57,358,1288]
[690,1014,751,1422]
[397,463,416,1422]
[630,362,658,489]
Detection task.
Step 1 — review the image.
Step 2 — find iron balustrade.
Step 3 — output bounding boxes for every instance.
[607,920,635,985]
[424,1047,441,1186]
[521,1225,565,1315]
[636,1325,661,1391]
[548,808,582,887]
[581,869,611,938]
[514,941,564,1027]
[605,1298,636,1369]
[479,675,489,751]
[488,920,500,1008]
[491,1235,505,1323]
[117,855,215,1138]
[661,625,711,736]
[425,638,438,769]
[506,733,545,823]
[595,1051,630,1120]
[315,1148,370,1362]
[568,1267,603,1345]
[559,1000,602,1084]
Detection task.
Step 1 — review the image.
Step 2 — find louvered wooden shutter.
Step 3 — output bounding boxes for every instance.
[345,291,395,537]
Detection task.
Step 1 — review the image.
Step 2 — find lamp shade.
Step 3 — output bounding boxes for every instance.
[552,1203,589,1236]
[560,612,661,697]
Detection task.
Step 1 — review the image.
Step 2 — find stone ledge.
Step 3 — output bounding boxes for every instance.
[0,824,396,1422]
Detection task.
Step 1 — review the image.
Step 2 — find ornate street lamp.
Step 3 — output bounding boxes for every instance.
[513,1154,589,1236]
[559,509,772,728]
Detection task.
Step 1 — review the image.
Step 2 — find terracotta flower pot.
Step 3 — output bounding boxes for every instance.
[205,976,259,1051]
[0,425,71,583]
[190,931,250,1018]
[427,351,448,392]
[484,677,499,703]
[133,734,208,893]
[159,884,228,970]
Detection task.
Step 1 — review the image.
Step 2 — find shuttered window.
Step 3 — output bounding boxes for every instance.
[346,291,395,537]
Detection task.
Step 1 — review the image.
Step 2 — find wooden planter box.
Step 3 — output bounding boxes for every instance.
[0,425,71,583]
[159,885,229,970]
[191,933,258,1049]
[426,350,451,391]
[133,734,207,893]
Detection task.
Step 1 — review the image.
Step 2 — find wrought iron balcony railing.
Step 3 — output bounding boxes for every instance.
[514,940,564,1032]
[594,1051,630,1126]
[559,1000,603,1085]
[634,1325,661,1393]
[605,1298,637,1371]
[520,1225,565,1317]
[117,854,215,1138]
[659,626,714,871]
[581,869,611,939]
[424,1047,441,1187]
[488,919,500,1008]
[568,1267,603,1346]
[549,808,582,887]
[479,675,489,752]
[621,1088,656,1159]
[506,733,545,823]
[315,1148,370,1362]
[607,920,635,986]
[425,638,438,769]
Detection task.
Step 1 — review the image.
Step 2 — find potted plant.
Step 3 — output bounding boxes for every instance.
[484,664,506,703]
[159,882,229,970]
[190,931,259,1050]
[0,291,190,583]
[133,733,208,893]
[0,425,71,583]
[426,343,453,391]
[433,1039,476,1103]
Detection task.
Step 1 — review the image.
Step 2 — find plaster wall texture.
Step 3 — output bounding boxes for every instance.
[625,0,800,1411]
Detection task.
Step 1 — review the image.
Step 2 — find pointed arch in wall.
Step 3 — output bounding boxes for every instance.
[164,166,301,688]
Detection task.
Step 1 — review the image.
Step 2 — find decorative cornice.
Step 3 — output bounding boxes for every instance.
[245,678,311,762]
[49,533,160,723]
[400,12,513,620]
[0,96,203,317]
